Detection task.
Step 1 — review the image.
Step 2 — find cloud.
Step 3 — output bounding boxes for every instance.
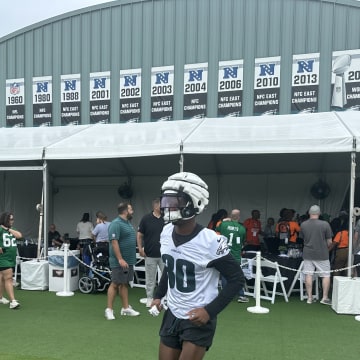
[0,0,114,37]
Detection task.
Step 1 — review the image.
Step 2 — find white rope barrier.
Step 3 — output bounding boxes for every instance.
[68,248,111,282]
[240,251,360,319]
[17,245,111,294]
[240,253,360,276]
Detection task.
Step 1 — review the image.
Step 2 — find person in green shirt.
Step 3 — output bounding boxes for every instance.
[217,209,249,303]
[105,202,140,320]
[0,212,23,309]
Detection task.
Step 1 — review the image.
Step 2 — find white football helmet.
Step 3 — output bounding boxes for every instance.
[160,172,209,223]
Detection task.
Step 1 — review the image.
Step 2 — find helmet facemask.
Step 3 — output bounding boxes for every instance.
[160,191,196,224]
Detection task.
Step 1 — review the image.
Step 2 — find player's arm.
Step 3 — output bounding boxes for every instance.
[7,227,22,239]
[152,268,168,311]
[204,254,244,319]
[154,269,168,300]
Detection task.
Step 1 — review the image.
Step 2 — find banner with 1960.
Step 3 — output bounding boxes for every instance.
[6,78,25,127]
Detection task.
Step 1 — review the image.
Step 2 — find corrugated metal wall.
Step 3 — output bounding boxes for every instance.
[0,0,360,126]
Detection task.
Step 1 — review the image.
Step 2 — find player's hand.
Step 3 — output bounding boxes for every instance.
[151,298,163,312]
[186,307,210,326]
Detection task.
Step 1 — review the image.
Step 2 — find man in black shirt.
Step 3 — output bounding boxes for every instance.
[137,198,164,307]
[48,224,63,248]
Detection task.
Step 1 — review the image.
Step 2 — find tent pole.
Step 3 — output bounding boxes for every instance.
[348,151,356,277]
[36,191,43,258]
[43,161,49,258]
[179,141,184,172]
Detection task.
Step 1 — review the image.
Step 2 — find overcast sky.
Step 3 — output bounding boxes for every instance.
[0,0,116,38]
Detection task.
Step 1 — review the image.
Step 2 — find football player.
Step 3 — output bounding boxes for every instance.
[152,172,244,360]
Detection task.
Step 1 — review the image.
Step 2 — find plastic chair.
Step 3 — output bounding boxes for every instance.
[241,257,255,297]
[133,252,146,288]
[257,258,289,304]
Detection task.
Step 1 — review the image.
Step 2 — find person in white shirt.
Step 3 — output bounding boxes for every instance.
[76,212,94,266]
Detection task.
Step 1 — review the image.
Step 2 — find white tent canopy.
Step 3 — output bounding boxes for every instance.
[0,111,358,242]
[45,119,204,160]
[183,112,354,154]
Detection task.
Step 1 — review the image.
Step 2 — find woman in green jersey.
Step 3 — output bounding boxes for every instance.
[0,212,22,309]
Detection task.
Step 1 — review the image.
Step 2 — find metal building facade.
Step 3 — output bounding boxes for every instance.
[0,0,360,127]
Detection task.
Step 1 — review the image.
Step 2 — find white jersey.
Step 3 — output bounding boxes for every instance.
[160,223,230,319]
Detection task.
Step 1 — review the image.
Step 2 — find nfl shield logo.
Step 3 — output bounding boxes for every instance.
[10,82,20,95]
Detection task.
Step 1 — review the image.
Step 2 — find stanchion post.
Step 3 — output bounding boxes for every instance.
[247,251,269,314]
[56,243,74,297]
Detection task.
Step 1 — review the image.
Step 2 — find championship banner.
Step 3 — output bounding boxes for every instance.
[61,74,81,125]
[89,71,110,124]
[183,62,208,119]
[291,53,320,113]
[120,68,142,123]
[33,76,53,126]
[6,78,25,127]
[151,65,174,121]
[331,49,360,111]
[253,56,280,115]
[217,60,243,117]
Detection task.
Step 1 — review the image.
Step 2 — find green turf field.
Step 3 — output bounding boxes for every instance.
[0,287,358,360]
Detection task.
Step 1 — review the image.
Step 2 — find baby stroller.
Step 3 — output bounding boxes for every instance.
[78,243,111,294]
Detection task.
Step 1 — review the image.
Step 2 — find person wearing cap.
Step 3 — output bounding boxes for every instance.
[299,205,333,305]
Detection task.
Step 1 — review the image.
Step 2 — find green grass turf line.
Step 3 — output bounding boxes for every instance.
[0,288,359,360]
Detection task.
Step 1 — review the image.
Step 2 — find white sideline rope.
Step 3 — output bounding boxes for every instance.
[67,249,112,282]
[16,249,112,282]
[240,255,360,275]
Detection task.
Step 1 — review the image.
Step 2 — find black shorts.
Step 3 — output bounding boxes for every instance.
[159,308,217,350]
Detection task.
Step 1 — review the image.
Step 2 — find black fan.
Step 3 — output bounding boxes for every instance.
[310,180,330,200]
[118,181,133,199]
